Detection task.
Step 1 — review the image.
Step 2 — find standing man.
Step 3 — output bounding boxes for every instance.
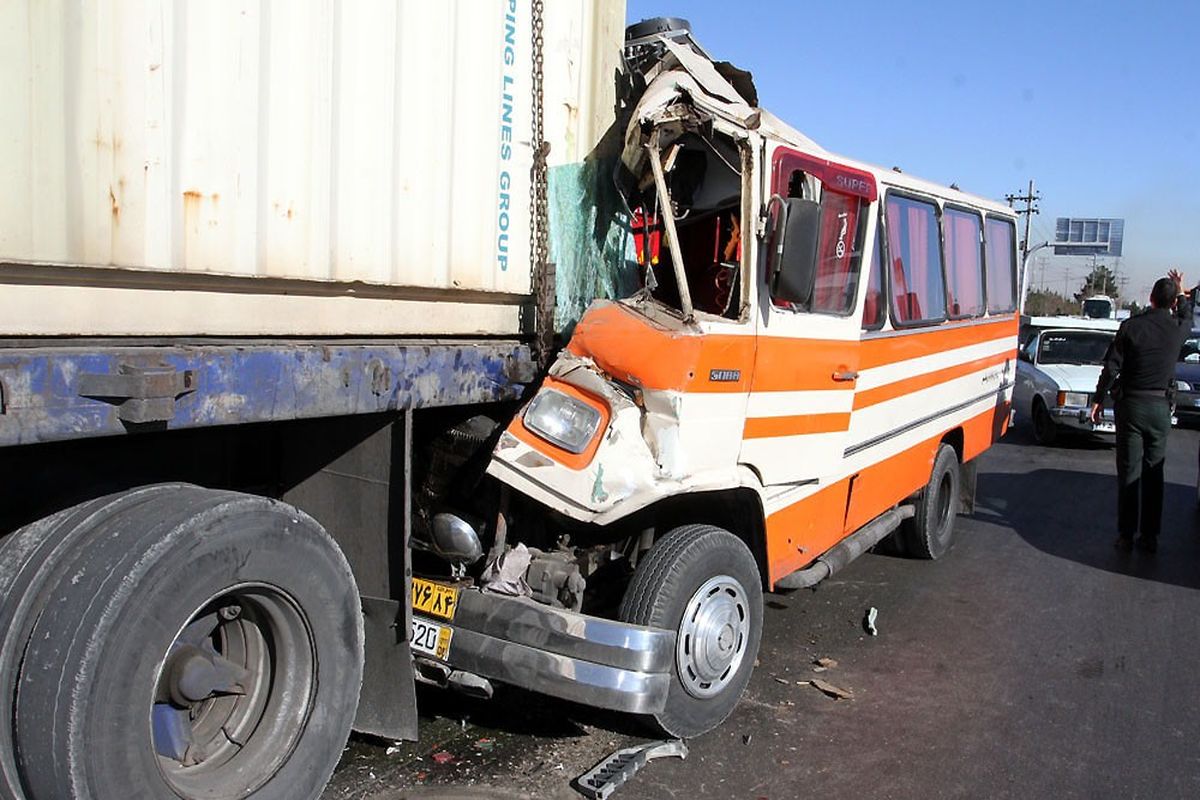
[1090,269,1193,553]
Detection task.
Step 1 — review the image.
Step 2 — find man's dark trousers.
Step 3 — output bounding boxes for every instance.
[1114,396,1172,539]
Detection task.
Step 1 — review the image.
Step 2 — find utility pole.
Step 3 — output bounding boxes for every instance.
[1005,179,1041,268]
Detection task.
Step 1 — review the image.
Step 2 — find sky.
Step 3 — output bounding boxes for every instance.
[626,0,1200,302]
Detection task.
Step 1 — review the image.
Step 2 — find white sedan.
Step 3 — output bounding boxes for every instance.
[1015,326,1116,445]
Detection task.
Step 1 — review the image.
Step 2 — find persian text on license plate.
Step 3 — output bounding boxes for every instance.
[411,617,453,660]
[1095,422,1115,433]
[411,577,459,620]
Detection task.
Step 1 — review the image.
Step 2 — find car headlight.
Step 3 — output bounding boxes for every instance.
[1057,391,1090,408]
[522,388,603,454]
[1177,380,1192,392]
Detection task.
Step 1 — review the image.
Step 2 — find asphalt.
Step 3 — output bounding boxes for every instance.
[323,421,1200,800]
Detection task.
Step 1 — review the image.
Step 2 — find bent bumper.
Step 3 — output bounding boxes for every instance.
[428,588,675,714]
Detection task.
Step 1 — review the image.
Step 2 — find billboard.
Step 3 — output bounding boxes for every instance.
[1054,217,1124,256]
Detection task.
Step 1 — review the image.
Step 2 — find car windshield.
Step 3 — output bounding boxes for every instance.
[1037,331,1113,366]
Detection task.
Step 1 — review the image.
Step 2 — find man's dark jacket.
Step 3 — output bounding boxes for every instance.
[1095,294,1195,401]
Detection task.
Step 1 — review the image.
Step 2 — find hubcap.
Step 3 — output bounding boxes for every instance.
[676,575,750,699]
[150,584,315,799]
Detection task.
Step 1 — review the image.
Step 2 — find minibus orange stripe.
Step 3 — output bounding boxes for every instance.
[858,315,1017,370]
[567,302,755,393]
[744,337,858,393]
[569,301,856,393]
[765,403,1008,587]
[852,352,1012,410]
[743,412,851,439]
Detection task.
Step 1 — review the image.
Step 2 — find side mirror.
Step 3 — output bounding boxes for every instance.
[1018,349,1033,363]
[766,196,821,306]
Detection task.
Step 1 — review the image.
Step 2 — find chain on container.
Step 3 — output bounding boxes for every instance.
[529,0,551,363]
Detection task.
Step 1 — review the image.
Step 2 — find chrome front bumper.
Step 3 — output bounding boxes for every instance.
[1052,405,1115,434]
[428,589,675,714]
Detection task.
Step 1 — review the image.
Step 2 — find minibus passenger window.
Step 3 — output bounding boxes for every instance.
[885,195,946,325]
[862,224,885,330]
[985,217,1018,313]
[943,208,985,318]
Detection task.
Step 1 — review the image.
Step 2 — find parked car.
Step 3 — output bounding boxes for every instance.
[1174,330,1200,423]
[1015,326,1117,445]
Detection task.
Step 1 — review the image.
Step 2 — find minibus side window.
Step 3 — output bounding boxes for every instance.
[943,207,985,318]
[984,216,1018,313]
[812,190,864,315]
[885,194,946,325]
[862,221,886,330]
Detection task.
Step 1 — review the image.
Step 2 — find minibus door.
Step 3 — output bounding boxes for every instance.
[741,147,876,488]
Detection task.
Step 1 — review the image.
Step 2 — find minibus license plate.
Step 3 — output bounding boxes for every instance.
[1094,421,1115,433]
[411,577,459,620]
[411,617,453,660]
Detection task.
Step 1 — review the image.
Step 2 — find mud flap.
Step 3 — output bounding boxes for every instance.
[959,458,978,515]
[354,595,418,741]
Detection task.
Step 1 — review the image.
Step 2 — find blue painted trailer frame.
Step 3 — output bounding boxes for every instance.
[0,340,535,448]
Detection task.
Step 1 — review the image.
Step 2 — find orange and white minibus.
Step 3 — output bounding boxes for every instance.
[411,20,1021,740]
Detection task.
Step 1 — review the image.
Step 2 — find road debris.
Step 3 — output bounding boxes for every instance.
[431,750,455,765]
[809,679,854,700]
[574,740,688,799]
[864,607,879,636]
[814,657,838,669]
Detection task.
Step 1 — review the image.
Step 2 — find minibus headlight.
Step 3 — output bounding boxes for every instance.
[523,389,603,454]
[1176,380,1192,392]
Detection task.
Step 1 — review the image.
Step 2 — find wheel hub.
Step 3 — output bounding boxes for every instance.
[150,585,314,798]
[676,576,750,699]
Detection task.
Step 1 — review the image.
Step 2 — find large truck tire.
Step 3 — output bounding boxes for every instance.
[619,525,762,739]
[898,443,961,560]
[0,488,177,800]
[5,485,363,800]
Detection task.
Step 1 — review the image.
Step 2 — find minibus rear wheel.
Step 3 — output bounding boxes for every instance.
[901,443,961,560]
[619,524,763,738]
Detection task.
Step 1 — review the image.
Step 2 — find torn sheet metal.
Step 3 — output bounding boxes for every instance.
[629,40,758,131]
[575,739,688,800]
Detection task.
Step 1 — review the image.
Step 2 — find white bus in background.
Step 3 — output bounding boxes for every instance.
[1082,294,1116,319]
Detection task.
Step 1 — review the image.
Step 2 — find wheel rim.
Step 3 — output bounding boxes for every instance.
[676,575,751,699]
[150,583,315,799]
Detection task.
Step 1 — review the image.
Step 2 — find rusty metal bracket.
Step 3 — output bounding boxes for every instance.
[78,364,196,424]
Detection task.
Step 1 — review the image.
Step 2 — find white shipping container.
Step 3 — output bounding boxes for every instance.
[0,0,625,337]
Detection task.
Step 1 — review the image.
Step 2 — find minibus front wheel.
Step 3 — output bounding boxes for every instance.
[618,524,763,738]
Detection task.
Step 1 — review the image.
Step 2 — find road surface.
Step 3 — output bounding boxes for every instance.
[324,422,1200,800]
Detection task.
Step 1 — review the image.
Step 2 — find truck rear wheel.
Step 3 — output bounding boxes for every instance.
[618,525,762,738]
[7,485,362,800]
[899,443,961,560]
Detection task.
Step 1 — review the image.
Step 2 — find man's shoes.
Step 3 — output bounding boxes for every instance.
[1115,536,1134,552]
[1135,536,1158,554]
